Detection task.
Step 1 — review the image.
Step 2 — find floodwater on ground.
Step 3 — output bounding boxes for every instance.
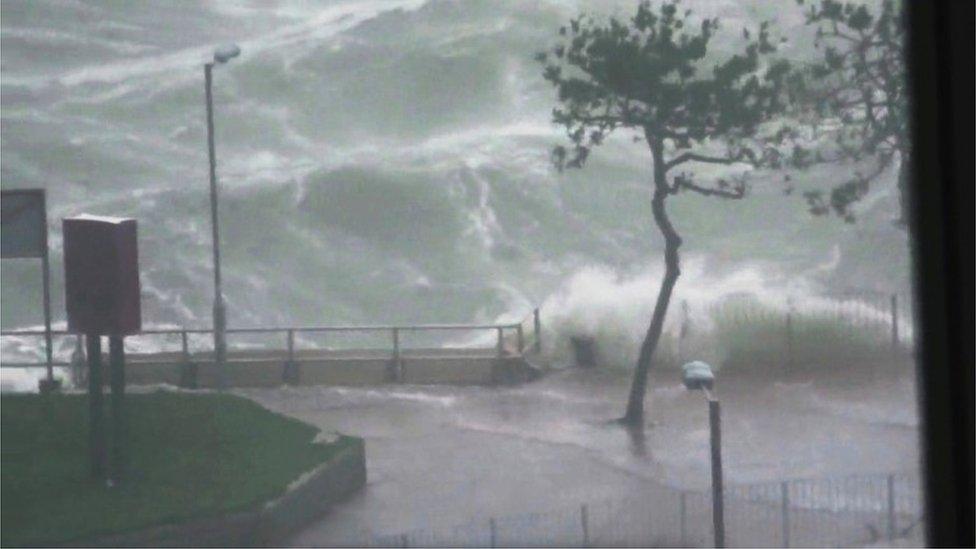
[236,366,921,546]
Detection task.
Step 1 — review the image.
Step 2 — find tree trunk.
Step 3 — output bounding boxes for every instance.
[621,137,683,426]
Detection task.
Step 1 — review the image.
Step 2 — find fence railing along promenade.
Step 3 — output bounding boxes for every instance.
[3,287,912,373]
[364,471,923,548]
[656,289,915,373]
[0,284,913,374]
[0,308,545,371]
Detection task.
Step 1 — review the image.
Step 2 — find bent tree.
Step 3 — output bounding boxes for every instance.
[538,1,791,425]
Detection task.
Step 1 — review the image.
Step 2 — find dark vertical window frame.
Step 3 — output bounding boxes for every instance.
[907,1,975,547]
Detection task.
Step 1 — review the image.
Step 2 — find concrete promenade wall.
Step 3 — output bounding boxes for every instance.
[76,437,367,547]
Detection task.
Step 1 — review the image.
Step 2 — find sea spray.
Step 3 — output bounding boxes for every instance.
[1,0,911,381]
[528,255,832,370]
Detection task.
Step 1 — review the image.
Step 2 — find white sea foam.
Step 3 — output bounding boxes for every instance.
[12,0,425,97]
[1,0,912,375]
[1,27,156,55]
[531,256,801,368]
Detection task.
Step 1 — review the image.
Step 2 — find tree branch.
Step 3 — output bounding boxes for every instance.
[673,178,746,199]
[664,151,752,171]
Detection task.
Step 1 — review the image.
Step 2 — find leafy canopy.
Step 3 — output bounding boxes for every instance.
[790,0,908,222]
[537,0,794,197]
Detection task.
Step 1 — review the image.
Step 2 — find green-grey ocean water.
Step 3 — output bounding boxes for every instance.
[1,0,908,364]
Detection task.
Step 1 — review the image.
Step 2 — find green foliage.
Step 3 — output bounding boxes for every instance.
[0,392,351,546]
[537,0,793,193]
[788,0,908,223]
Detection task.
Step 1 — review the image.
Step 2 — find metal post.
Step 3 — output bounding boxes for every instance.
[533,308,541,353]
[179,329,196,389]
[284,329,298,384]
[109,335,126,482]
[41,245,55,389]
[70,335,86,388]
[516,324,524,354]
[581,504,590,547]
[287,329,295,362]
[786,310,794,371]
[890,294,899,356]
[205,61,227,390]
[496,327,504,358]
[679,491,688,546]
[86,335,106,479]
[489,517,497,548]
[781,481,790,548]
[392,328,401,382]
[887,474,896,540]
[709,397,725,548]
[181,330,189,362]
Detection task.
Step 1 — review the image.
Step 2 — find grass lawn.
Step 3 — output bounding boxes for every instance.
[1,390,353,547]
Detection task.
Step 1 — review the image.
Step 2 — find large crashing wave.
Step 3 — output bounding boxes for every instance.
[1,0,910,369]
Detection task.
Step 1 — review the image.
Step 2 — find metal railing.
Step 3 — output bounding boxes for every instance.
[660,290,916,371]
[0,310,547,369]
[512,307,543,356]
[363,471,923,547]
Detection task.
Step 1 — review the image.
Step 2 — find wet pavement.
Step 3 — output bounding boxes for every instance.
[235,367,921,546]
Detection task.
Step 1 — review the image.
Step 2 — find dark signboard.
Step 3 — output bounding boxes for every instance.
[63,214,141,335]
[1,189,47,258]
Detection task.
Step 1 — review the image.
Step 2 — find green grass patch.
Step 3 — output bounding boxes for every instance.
[1,391,353,547]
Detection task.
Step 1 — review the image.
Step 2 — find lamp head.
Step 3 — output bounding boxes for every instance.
[213,44,241,64]
[681,361,715,391]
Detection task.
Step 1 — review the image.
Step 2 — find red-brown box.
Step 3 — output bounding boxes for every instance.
[63,214,141,335]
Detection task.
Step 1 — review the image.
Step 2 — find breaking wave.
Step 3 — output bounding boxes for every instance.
[2,0,911,382]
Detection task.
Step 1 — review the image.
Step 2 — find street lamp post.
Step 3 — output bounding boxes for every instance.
[204,44,240,390]
[681,361,725,548]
